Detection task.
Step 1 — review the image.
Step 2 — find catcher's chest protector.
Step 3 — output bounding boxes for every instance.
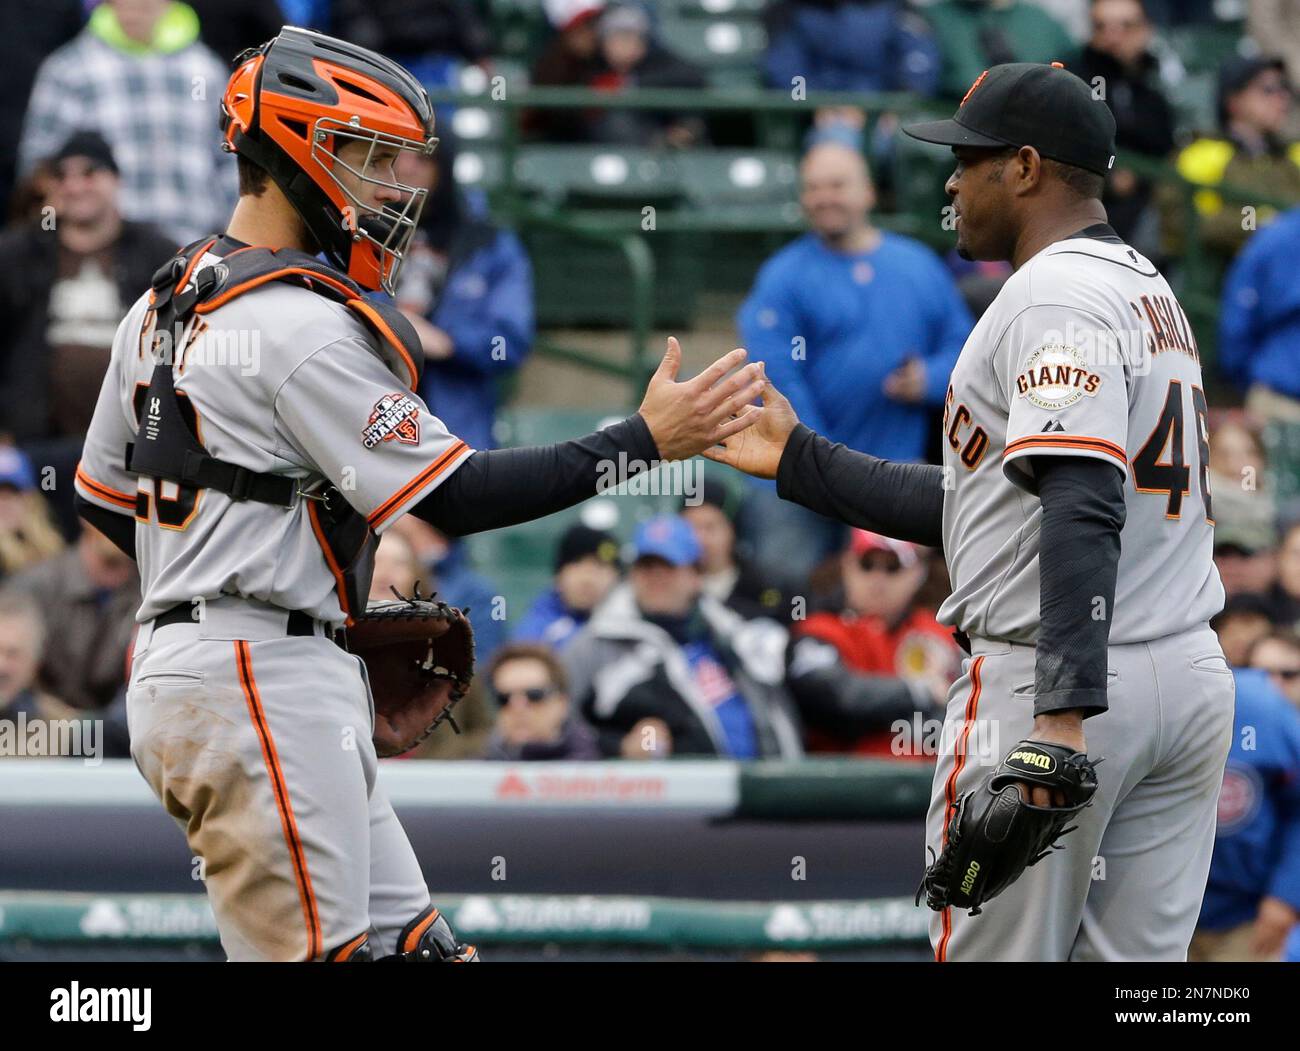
[125,238,427,622]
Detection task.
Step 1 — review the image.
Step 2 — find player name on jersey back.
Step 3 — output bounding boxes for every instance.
[937,233,1224,645]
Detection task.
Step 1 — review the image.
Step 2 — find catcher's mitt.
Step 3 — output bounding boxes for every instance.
[917,740,1100,916]
[345,585,475,758]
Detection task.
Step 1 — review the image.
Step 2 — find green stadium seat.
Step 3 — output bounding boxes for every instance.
[514,145,688,207]
[679,149,799,213]
[1165,23,1248,75]
[655,15,767,89]
[451,146,506,192]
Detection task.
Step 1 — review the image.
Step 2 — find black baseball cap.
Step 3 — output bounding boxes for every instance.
[903,62,1117,177]
[50,130,120,175]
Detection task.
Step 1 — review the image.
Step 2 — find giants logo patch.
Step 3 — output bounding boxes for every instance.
[1015,344,1102,410]
[362,393,421,449]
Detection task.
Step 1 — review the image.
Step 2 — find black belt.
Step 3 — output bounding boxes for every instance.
[153,604,318,636]
[953,628,972,655]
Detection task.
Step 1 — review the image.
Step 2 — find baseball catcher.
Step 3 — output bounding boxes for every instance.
[74,26,763,962]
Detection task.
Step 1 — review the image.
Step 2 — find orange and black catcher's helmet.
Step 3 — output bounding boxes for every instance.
[220,26,438,294]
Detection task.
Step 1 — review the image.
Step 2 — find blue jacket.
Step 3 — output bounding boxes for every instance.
[737,231,971,465]
[513,587,590,652]
[1199,668,1300,930]
[764,2,940,95]
[427,542,507,668]
[416,221,534,452]
[1219,206,1300,399]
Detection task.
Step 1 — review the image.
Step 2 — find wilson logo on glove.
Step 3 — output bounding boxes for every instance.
[918,740,1100,916]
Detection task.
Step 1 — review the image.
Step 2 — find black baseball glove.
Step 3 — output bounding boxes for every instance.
[917,739,1100,916]
[345,586,475,758]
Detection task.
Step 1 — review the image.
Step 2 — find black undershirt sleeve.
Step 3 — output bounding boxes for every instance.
[1032,455,1127,718]
[75,494,137,560]
[412,414,660,535]
[775,423,946,549]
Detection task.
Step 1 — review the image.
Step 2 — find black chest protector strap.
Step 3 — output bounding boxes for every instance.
[124,239,426,507]
[124,239,427,625]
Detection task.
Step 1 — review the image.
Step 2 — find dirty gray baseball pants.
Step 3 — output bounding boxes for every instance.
[926,624,1235,962]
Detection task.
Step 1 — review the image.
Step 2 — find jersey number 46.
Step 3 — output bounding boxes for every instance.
[1132,380,1213,523]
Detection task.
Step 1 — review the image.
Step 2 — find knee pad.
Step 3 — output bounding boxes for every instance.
[389,905,480,962]
[324,932,373,961]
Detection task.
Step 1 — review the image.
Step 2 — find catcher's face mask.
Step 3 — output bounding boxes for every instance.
[314,118,438,295]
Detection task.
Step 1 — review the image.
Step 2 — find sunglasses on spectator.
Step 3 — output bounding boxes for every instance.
[1264,667,1300,681]
[1092,18,1144,31]
[859,556,904,574]
[493,686,558,706]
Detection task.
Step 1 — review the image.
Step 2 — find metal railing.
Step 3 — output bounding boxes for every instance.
[428,85,1296,402]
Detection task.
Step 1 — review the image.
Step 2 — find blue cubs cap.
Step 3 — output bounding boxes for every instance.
[0,446,36,491]
[632,515,701,568]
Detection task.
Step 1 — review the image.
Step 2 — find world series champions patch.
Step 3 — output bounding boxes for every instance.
[363,393,421,448]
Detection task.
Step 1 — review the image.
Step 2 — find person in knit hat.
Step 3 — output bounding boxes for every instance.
[513,522,622,650]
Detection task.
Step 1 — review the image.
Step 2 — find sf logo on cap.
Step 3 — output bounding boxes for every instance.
[960,70,989,107]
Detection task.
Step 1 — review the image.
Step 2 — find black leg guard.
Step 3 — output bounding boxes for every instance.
[386,905,480,962]
[324,932,374,961]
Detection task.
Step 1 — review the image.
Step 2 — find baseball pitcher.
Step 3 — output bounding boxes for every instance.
[707,63,1235,961]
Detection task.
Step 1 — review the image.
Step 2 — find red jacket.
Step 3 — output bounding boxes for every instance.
[795,608,961,757]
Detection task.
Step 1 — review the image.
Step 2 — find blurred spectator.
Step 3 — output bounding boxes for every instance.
[0,447,64,582]
[369,528,495,761]
[513,523,621,650]
[17,0,237,244]
[527,2,606,141]
[187,0,285,65]
[482,643,600,760]
[926,0,1076,100]
[564,516,803,759]
[1266,521,1300,630]
[1207,417,1276,549]
[332,0,490,89]
[1071,0,1176,255]
[1249,630,1300,708]
[762,1,941,95]
[1163,56,1300,263]
[586,5,707,147]
[0,131,175,539]
[0,591,84,757]
[387,514,507,665]
[6,160,57,228]
[736,141,971,588]
[0,0,81,218]
[1248,0,1300,91]
[1211,593,1276,667]
[788,530,955,756]
[1214,519,1277,600]
[394,138,534,454]
[1191,667,1300,962]
[681,478,788,622]
[0,522,138,711]
[1219,205,1300,423]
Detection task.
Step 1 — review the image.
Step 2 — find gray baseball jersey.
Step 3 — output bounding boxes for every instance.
[75,246,473,625]
[927,230,1234,961]
[937,233,1224,642]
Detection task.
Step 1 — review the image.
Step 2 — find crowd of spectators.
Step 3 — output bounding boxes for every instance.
[0,0,1297,958]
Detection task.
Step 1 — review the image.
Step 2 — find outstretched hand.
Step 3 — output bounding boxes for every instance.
[637,337,765,461]
[700,367,800,480]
